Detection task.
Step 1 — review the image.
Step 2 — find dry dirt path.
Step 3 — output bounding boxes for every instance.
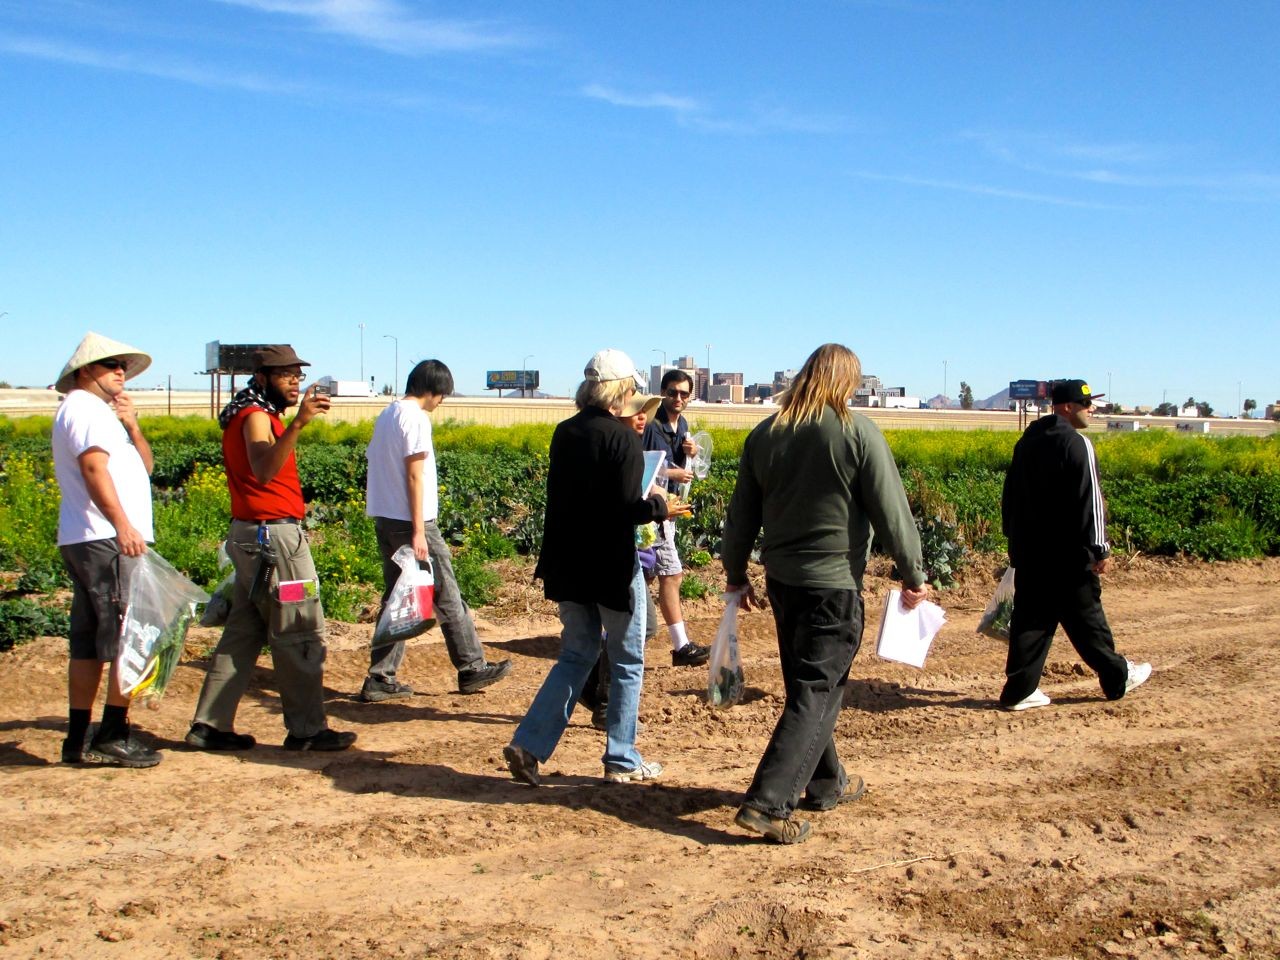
[2,559,1278,959]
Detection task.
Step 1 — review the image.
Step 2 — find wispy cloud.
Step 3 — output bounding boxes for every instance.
[848,170,1120,209]
[581,83,699,115]
[0,34,308,94]
[963,129,1280,197]
[215,0,532,55]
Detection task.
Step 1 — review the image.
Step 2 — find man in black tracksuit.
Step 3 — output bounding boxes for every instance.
[999,379,1151,711]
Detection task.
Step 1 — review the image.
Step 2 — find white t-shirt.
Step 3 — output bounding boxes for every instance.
[365,398,438,523]
[52,389,155,546]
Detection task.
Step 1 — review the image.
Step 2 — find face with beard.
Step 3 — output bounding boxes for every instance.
[257,366,304,409]
[1056,401,1091,430]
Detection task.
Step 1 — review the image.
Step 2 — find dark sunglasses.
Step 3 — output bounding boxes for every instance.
[94,358,128,372]
[665,388,691,399]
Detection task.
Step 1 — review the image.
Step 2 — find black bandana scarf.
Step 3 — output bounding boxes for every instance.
[218,382,280,430]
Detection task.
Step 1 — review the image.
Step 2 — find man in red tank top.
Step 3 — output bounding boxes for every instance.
[187,345,356,753]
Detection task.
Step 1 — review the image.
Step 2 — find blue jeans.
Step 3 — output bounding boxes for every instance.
[512,562,647,772]
[742,578,863,818]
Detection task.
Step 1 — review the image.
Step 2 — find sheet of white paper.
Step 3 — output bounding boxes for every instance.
[640,450,666,498]
[875,589,947,669]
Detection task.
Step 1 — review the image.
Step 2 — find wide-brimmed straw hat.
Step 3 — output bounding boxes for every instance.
[619,394,661,419]
[55,332,152,394]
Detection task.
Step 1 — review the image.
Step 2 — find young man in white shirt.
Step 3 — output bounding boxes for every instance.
[51,332,160,768]
[361,359,511,701]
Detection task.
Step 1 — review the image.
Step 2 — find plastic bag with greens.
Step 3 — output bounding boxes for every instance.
[116,550,210,705]
[977,567,1016,641]
[707,590,746,707]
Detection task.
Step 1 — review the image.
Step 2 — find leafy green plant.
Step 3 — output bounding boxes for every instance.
[0,598,70,651]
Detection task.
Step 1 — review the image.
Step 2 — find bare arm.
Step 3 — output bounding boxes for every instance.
[78,449,146,556]
[405,453,429,561]
[113,393,153,474]
[244,387,328,485]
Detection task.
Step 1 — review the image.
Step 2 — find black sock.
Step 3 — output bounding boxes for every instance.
[98,704,129,742]
[68,708,91,746]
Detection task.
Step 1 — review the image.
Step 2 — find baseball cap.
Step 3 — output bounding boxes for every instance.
[584,348,644,388]
[1051,379,1103,406]
[252,345,311,369]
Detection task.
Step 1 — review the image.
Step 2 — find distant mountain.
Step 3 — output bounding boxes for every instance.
[925,394,954,409]
[978,388,1012,410]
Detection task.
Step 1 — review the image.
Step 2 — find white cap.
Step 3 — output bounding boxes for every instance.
[584,348,644,389]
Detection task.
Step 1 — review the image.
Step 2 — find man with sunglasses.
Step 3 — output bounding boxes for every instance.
[187,345,356,753]
[642,370,710,667]
[999,379,1151,711]
[52,332,160,767]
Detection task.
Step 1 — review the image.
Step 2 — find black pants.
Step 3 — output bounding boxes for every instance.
[742,578,863,819]
[1001,567,1129,706]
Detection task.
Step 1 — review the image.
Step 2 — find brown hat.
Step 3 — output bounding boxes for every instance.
[56,331,152,394]
[252,345,310,370]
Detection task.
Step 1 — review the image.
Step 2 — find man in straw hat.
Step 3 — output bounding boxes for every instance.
[186,345,356,753]
[52,331,161,767]
[998,378,1151,712]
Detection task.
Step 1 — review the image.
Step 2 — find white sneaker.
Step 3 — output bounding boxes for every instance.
[1002,688,1051,712]
[603,760,663,783]
[1124,660,1152,693]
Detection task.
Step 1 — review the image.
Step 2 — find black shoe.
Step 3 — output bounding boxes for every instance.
[358,676,415,703]
[458,659,512,694]
[283,728,357,752]
[61,733,88,764]
[671,642,710,667]
[799,775,867,811]
[503,743,541,786]
[83,736,162,769]
[186,722,256,751]
[591,701,608,730]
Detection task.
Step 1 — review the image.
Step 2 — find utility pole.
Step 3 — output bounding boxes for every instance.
[383,334,398,394]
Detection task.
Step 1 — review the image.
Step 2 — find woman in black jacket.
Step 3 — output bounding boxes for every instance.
[503,349,681,785]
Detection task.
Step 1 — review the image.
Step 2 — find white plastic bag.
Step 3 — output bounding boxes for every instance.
[976,567,1016,641]
[116,550,211,701]
[371,545,436,649]
[689,430,713,479]
[199,541,234,627]
[707,591,746,707]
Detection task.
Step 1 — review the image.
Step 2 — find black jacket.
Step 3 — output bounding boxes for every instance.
[1002,414,1110,573]
[534,406,668,612]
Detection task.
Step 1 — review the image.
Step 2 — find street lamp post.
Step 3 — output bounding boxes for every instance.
[1107,372,1113,409]
[705,344,712,401]
[383,335,398,395]
[522,354,534,399]
[358,323,366,382]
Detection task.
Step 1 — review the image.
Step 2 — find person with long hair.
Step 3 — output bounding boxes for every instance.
[504,349,685,785]
[721,343,929,843]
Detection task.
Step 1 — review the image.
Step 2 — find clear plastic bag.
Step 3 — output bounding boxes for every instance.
[976,567,1016,641]
[199,541,234,627]
[116,550,211,704]
[371,545,436,649]
[690,430,713,479]
[707,590,746,707]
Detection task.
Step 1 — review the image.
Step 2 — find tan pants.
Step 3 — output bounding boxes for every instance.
[191,519,328,738]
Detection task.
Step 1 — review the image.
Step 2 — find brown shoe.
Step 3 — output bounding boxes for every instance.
[734,805,811,844]
[799,774,867,811]
[503,743,541,786]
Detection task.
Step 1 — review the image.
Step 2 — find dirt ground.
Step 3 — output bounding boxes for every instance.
[2,556,1278,960]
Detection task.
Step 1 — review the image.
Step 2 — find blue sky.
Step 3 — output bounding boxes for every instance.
[2,0,1276,411]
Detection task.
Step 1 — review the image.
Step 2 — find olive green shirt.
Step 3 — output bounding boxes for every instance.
[721,407,925,591]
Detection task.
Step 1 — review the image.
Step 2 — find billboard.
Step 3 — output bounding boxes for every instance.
[486,370,540,390]
[1008,379,1047,401]
[205,341,272,374]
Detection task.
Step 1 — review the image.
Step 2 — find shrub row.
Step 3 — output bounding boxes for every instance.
[2,415,1277,643]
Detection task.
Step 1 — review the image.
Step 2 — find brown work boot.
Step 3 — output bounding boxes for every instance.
[734,805,811,844]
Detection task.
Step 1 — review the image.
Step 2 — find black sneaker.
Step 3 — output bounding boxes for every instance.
[358,676,415,703]
[458,659,512,694]
[503,743,541,786]
[283,728,357,752]
[186,722,256,751]
[84,736,162,769]
[671,642,710,667]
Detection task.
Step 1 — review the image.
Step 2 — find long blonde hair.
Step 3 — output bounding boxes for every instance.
[773,343,862,430]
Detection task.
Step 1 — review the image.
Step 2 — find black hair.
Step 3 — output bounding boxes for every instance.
[661,368,693,391]
[405,359,454,398]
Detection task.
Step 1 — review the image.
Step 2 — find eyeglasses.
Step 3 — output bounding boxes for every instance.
[269,368,306,383]
[95,358,128,372]
[665,389,691,399]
